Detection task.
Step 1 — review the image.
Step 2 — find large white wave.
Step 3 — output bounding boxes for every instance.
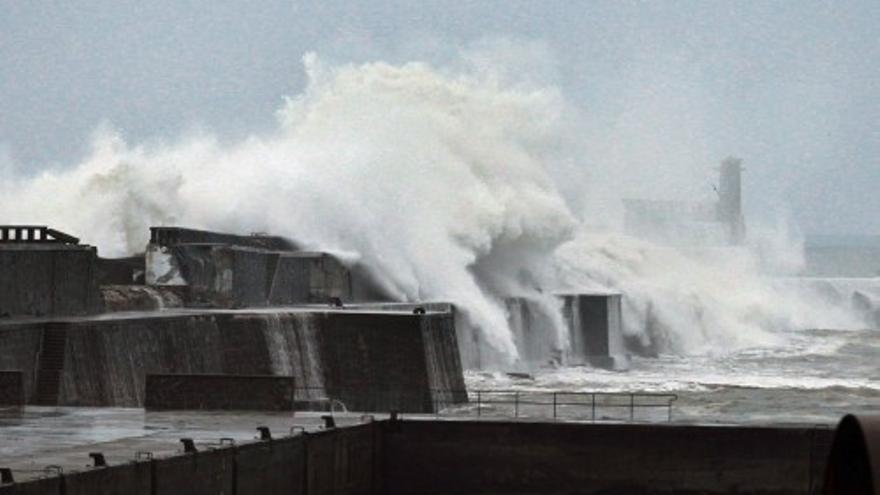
[0,53,869,367]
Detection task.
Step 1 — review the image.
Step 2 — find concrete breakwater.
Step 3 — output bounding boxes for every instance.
[0,419,832,495]
[0,308,466,412]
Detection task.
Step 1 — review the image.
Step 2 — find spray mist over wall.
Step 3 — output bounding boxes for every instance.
[0,53,869,368]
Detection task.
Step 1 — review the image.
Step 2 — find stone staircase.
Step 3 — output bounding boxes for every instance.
[32,325,67,405]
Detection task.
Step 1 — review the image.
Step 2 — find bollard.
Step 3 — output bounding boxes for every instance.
[180,438,198,454]
[321,415,336,429]
[257,426,272,441]
[88,452,107,468]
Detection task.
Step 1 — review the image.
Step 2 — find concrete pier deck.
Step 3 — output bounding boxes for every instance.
[0,406,376,481]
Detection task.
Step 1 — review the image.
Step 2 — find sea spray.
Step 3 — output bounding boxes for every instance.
[0,53,867,367]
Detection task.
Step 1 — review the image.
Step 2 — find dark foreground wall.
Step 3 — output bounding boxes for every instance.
[0,371,22,405]
[0,420,832,495]
[0,422,379,495]
[382,420,832,495]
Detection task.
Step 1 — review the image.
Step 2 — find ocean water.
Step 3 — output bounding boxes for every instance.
[453,243,879,426]
[462,311,878,425]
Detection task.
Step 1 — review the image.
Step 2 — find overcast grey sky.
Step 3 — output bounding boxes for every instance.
[1,1,878,235]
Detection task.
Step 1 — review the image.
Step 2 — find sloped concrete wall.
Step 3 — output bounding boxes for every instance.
[2,309,465,412]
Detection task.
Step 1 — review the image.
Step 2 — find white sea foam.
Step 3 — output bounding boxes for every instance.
[0,53,870,367]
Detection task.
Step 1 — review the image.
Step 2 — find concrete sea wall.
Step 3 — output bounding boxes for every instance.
[0,309,465,412]
[0,420,832,495]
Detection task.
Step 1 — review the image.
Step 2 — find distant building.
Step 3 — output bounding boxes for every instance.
[624,157,745,246]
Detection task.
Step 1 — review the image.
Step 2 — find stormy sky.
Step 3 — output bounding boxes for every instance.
[1,0,877,236]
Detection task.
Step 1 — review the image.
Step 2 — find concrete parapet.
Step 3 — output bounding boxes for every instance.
[0,244,102,318]
[145,374,296,411]
[0,420,832,495]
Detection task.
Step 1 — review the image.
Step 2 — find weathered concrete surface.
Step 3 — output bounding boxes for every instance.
[0,326,42,403]
[382,420,831,495]
[145,374,296,411]
[0,371,23,406]
[0,245,102,318]
[559,293,626,368]
[0,408,381,495]
[63,462,152,495]
[503,294,627,369]
[0,308,466,412]
[100,286,183,313]
[149,226,295,251]
[147,244,353,308]
[0,417,833,495]
[318,311,467,412]
[269,252,352,305]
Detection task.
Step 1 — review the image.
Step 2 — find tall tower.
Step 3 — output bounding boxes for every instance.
[717,157,745,245]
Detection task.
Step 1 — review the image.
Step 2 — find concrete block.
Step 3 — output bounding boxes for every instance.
[145,374,296,411]
[559,293,627,369]
[0,371,23,406]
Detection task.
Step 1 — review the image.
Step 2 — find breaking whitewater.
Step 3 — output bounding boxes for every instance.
[2,54,877,423]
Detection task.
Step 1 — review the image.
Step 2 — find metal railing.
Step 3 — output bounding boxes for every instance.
[291,387,677,423]
[0,226,79,244]
[459,390,677,422]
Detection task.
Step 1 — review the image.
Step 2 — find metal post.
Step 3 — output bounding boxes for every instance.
[630,394,635,421]
[514,392,519,418]
[552,393,557,419]
[591,394,596,422]
[477,390,481,418]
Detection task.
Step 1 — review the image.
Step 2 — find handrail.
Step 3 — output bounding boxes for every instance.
[0,226,79,244]
[290,386,677,422]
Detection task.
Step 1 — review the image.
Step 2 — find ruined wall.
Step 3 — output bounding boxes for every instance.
[0,246,102,317]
